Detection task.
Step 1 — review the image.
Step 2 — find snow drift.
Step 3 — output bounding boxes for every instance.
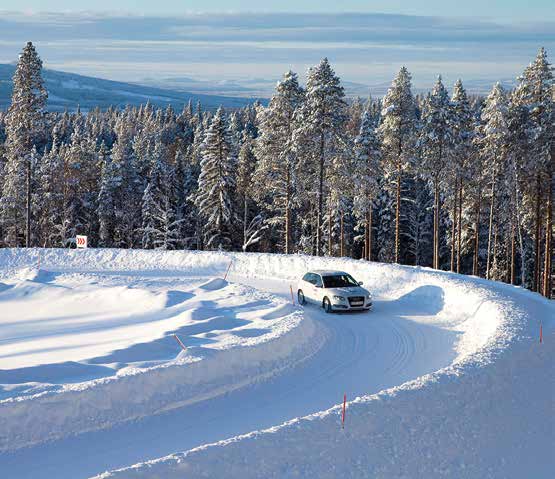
[0,250,324,451]
[101,252,554,479]
[0,248,552,478]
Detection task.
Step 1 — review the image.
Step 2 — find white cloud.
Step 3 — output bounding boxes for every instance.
[0,11,552,94]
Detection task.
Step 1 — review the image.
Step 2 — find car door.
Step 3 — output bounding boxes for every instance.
[303,273,315,303]
[301,273,314,303]
[303,273,318,303]
[312,274,324,304]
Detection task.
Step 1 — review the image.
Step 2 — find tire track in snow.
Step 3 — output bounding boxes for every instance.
[0,274,459,479]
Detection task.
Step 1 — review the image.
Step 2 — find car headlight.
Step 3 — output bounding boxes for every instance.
[333,295,346,302]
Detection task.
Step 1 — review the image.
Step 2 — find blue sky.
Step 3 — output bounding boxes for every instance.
[0,4,553,96]
[1,0,553,21]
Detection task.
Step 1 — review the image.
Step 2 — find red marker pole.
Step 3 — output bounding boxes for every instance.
[223,260,233,281]
[290,285,295,305]
[174,334,187,351]
[540,322,543,344]
[341,393,347,429]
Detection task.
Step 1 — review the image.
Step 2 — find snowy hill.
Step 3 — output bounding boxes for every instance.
[0,249,552,479]
[0,64,263,112]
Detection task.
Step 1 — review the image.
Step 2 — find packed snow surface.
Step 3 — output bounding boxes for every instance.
[0,248,552,479]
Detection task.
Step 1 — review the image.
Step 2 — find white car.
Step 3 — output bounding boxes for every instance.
[297,270,372,313]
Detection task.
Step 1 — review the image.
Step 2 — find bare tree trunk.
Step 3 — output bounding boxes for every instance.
[450,179,458,272]
[285,168,291,254]
[510,223,516,285]
[504,232,511,283]
[328,204,333,256]
[457,180,463,273]
[340,210,344,257]
[534,176,542,291]
[486,170,496,280]
[491,225,499,279]
[316,132,326,256]
[433,178,440,270]
[395,167,401,263]
[364,213,369,260]
[368,205,373,262]
[473,191,481,276]
[543,176,552,298]
[311,208,317,256]
[242,196,248,249]
[26,154,31,248]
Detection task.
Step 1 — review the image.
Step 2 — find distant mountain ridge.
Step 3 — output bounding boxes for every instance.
[143,75,517,99]
[0,64,264,112]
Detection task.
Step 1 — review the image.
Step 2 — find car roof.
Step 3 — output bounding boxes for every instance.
[308,270,349,276]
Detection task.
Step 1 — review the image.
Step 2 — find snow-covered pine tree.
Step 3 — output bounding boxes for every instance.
[450,79,475,273]
[346,97,364,139]
[110,111,142,248]
[511,47,554,292]
[237,130,265,251]
[228,112,243,161]
[141,140,179,249]
[475,83,511,280]
[353,109,381,260]
[294,58,347,256]
[418,75,454,270]
[35,142,59,246]
[1,42,47,247]
[172,148,194,249]
[324,136,354,257]
[184,121,207,249]
[195,107,237,250]
[97,142,118,247]
[254,71,304,253]
[378,66,417,263]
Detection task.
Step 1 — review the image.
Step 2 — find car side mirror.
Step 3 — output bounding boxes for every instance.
[315,284,322,288]
[358,281,364,286]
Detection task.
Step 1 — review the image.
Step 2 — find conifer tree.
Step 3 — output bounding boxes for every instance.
[475,83,510,280]
[141,141,179,249]
[512,47,554,291]
[418,75,454,270]
[1,42,47,246]
[254,71,304,253]
[450,79,475,273]
[97,142,117,247]
[378,66,417,263]
[195,107,236,250]
[237,131,265,251]
[353,110,381,260]
[294,58,347,255]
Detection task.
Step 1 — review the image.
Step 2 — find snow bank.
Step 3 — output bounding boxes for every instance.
[28,248,546,479]
[1,248,552,478]
[0,249,325,451]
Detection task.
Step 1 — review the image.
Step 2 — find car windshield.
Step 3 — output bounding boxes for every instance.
[322,274,359,288]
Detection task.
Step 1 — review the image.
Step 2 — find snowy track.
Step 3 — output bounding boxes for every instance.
[0,249,552,478]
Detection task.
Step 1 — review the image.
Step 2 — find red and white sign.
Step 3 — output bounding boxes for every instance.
[76,235,88,249]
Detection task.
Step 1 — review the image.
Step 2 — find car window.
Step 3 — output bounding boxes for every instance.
[302,273,311,282]
[322,274,358,288]
[314,275,323,287]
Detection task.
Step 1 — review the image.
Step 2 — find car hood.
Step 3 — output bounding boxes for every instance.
[326,286,369,296]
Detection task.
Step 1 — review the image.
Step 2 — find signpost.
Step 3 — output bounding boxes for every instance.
[76,235,88,249]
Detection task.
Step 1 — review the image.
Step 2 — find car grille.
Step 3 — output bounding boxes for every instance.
[348,296,365,306]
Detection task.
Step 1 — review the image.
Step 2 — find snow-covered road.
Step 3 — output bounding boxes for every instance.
[0,271,458,479]
[0,249,552,479]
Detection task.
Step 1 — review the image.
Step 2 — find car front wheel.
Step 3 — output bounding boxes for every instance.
[323,297,332,313]
[298,290,306,305]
